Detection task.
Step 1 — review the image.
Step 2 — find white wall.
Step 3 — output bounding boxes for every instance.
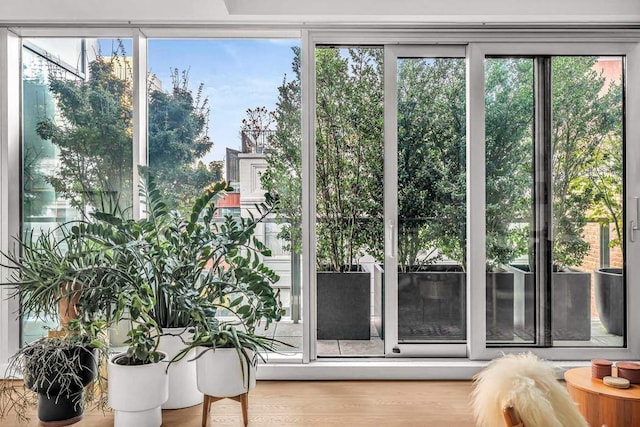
[0,0,638,25]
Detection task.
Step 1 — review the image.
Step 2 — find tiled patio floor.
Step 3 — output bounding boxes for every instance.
[23,317,622,356]
[264,317,623,357]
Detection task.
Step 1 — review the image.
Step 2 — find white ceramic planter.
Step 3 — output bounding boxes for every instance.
[196,347,256,397]
[158,327,203,409]
[107,352,169,427]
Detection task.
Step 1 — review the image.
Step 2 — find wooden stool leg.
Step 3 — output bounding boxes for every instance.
[240,393,249,426]
[202,395,211,427]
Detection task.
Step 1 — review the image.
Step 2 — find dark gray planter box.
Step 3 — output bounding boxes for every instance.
[552,268,591,340]
[317,268,371,340]
[509,265,591,341]
[594,267,624,336]
[486,271,515,341]
[398,265,466,341]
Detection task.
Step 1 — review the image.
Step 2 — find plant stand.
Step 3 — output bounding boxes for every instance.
[201,393,249,427]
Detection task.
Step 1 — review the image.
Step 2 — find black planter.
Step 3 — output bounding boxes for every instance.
[317,267,371,340]
[508,265,591,341]
[25,346,99,426]
[552,268,591,340]
[594,267,624,336]
[486,271,515,341]
[398,265,466,341]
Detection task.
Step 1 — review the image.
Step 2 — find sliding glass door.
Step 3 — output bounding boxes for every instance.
[382,43,636,359]
[384,46,468,356]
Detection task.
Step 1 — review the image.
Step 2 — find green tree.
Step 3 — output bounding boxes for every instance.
[37,51,133,217]
[484,58,534,269]
[260,48,302,254]
[551,57,621,268]
[262,47,384,271]
[396,58,467,270]
[314,47,384,271]
[148,69,219,213]
[37,51,220,219]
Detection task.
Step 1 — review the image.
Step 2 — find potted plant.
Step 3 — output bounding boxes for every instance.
[80,172,282,410]
[0,219,114,425]
[259,48,383,341]
[170,253,286,427]
[0,321,106,426]
[314,47,384,341]
[106,283,168,427]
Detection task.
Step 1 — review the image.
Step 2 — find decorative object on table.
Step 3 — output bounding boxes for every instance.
[615,362,640,384]
[603,376,630,389]
[472,352,587,427]
[591,359,613,379]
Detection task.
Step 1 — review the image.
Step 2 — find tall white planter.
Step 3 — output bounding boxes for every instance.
[158,327,203,409]
[108,352,169,427]
[196,347,256,397]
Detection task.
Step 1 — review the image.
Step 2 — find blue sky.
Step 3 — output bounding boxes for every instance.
[100,38,299,163]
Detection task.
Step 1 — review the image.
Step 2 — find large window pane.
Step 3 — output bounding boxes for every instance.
[551,56,624,347]
[484,58,535,344]
[315,47,384,356]
[21,38,133,343]
[147,39,302,353]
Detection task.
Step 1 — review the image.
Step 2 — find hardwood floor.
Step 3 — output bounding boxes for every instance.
[1,381,475,427]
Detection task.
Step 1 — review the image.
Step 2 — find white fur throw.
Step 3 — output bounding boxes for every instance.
[472,353,588,427]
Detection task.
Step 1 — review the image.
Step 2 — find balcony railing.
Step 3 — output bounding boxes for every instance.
[241,129,275,154]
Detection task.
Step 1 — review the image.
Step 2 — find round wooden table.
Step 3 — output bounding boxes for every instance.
[564,366,640,426]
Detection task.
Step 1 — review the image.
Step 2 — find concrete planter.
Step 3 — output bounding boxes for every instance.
[594,267,624,336]
[552,268,591,340]
[373,263,384,339]
[509,265,591,341]
[486,271,515,341]
[398,265,466,341]
[317,267,371,340]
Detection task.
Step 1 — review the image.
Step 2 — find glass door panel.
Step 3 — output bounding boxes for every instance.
[385,46,467,355]
[315,46,384,357]
[551,56,625,347]
[484,57,535,344]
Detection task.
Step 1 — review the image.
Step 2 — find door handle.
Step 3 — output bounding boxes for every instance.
[631,196,640,243]
[388,221,396,259]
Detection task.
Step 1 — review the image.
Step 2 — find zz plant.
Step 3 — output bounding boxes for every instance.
[73,171,284,365]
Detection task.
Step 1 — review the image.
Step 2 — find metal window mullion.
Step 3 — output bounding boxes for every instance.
[132,29,147,220]
[534,56,553,347]
[302,29,314,363]
[0,29,21,370]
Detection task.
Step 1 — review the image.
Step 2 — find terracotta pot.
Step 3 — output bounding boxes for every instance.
[58,283,81,328]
